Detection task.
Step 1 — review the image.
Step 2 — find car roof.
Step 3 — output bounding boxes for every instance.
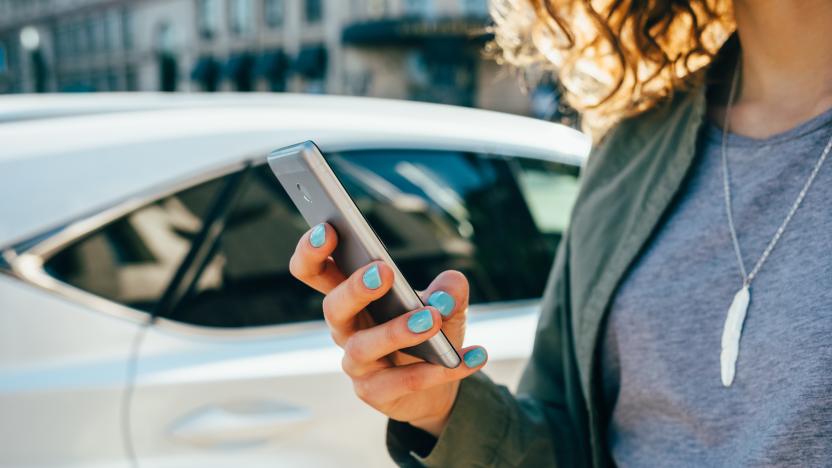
[0,93,590,250]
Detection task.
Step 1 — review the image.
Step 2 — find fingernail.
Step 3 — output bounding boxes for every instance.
[428,290,455,317]
[463,348,487,368]
[310,224,326,248]
[407,309,434,333]
[362,264,382,290]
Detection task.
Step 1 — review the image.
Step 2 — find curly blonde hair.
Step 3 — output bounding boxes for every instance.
[489,0,735,138]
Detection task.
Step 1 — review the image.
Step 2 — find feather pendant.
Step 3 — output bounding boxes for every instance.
[720,286,750,387]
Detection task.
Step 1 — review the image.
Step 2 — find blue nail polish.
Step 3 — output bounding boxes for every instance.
[463,348,487,368]
[310,224,326,248]
[362,264,382,290]
[407,309,434,333]
[428,290,455,317]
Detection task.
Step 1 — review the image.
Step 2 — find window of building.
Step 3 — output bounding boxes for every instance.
[294,44,327,80]
[93,14,108,53]
[72,21,83,55]
[3,38,18,91]
[84,18,95,53]
[404,0,434,17]
[264,0,285,28]
[190,55,222,91]
[94,72,108,92]
[155,22,176,54]
[197,0,221,39]
[93,15,110,52]
[53,26,66,58]
[365,0,388,18]
[54,24,67,58]
[125,65,138,90]
[229,0,256,36]
[461,0,489,16]
[101,12,113,52]
[121,8,134,50]
[107,68,120,91]
[406,51,476,107]
[45,151,578,328]
[0,42,6,73]
[304,0,323,23]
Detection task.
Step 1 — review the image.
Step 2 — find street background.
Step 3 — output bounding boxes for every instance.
[0,0,572,122]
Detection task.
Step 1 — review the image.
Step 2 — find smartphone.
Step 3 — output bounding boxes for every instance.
[267,141,462,368]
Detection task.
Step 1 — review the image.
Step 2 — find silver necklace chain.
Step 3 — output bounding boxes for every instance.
[720,64,832,287]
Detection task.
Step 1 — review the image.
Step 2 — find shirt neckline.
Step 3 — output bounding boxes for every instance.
[705,105,832,148]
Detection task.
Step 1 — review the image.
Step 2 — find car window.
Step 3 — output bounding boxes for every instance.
[44,149,578,328]
[45,176,226,312]
[330,150,577,305]
[174,150,578,327]
[513,158,580,235]
[170,165,315,327]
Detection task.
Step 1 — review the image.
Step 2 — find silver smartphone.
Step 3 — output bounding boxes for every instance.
[267,141,461,368]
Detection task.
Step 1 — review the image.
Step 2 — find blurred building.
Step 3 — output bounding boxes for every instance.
[0,0,531,114]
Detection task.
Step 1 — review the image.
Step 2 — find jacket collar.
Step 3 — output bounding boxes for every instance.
[572,84,708,404]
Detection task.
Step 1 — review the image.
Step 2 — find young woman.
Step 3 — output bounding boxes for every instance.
[289,0,832,465]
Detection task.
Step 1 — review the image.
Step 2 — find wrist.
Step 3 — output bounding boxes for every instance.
[408,381,461,437]
[410,414,449,438]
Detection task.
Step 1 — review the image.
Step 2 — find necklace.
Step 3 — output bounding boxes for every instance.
[719,64,832,387]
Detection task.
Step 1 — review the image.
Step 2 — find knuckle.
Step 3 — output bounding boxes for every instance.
[384,320,403,347]
[340,353,350,373]
[447,270,470,301]
[341,353,356,376]
[330,330,345,348]
[353,378,372,403]
[441,366,459,381]
[343,337,367,364]
[321,294,337,324]
[445,270,469,287]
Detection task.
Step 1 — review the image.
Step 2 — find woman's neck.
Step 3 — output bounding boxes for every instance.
[715,0,832,138]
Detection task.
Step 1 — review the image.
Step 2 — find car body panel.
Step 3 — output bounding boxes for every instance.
[128,303,536,468]
[0,274,136,466]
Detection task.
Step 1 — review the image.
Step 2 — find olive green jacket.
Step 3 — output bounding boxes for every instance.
[387,84,709,467]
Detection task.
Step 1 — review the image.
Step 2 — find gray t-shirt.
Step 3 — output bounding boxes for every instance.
[601,107,832,466]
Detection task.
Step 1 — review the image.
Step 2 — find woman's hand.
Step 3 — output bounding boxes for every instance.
[289,223,488,437]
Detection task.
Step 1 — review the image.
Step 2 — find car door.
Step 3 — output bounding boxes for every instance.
[0,273,144,468]
[38,147,579,467]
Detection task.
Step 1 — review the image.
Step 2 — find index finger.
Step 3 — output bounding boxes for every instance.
[289,223,346,294]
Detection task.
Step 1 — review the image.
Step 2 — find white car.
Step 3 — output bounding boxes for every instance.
[0,94,589,468]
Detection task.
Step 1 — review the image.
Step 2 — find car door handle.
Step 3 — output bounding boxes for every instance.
[168,399,312,447]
